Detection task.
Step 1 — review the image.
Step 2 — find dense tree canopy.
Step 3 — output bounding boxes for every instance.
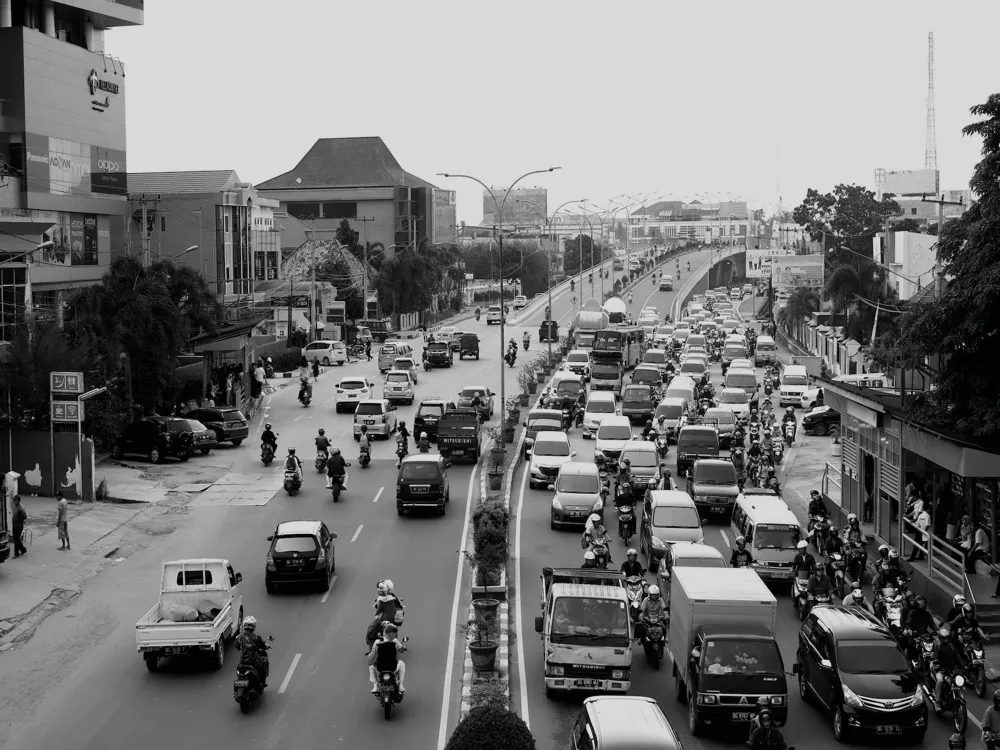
[563,235,613,277]
[460,240,550,298]
[793,183,901,262]
[871,93,1000,438]
[374,240,459,315]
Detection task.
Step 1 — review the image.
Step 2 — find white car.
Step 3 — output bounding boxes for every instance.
[594,415,634,464]
[564,349,592,381]
[353,399,399,439]
[653,325,675,348]
[729,358,754,371]
[392,356,419,384]
[528,432,577,489]
[436,327,457,348]
[486,306,504,325]
[582,391,617,438]
[641,348,670,375]
[335,376,374,413]
[543,372,585,407]
[303,339,347,366]
[719,387,751,423]
[642,307,658,317]
[800,386,825,410]
[383,369,416,405]
[512,295,528,310]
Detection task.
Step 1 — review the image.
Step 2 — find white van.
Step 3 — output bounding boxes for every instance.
[723,368,758,397]
[754,335,778,366]
[730,491,803,585]
[664,377,697,412]
[377,342,413,373]
[777,364,810,407]
[582,391,618,438]
[834,373,888,388]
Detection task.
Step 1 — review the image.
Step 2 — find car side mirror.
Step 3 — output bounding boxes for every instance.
[446,462,453,469]
[266,535,273,542]
[819,658,833,670]
[791,663,800,675]
[235,572,243,583]
[330,533,338,539]
[547,484,556,491]
[534,616,543,633]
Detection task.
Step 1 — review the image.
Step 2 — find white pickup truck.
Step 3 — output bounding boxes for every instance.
[136,559,244,672]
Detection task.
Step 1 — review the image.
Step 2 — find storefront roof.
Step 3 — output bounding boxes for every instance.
[189,317,269,354]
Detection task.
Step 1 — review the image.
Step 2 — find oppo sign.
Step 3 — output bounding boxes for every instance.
[97,159,122,172]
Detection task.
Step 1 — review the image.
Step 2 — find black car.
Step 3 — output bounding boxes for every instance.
[111,416,216,463]
[621,385,655,424]
[459,333,480,360]
[802,405,841,436]
[449,331,466,353]
[396,455,451,516]
[794,605,927,744]
[523,408,564,460]
[265,520,336,593]
[413,398,456,440]
[425,342,454,368]
[184,407,249,446]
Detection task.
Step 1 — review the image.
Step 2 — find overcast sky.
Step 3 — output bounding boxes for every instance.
[108,0,999,224]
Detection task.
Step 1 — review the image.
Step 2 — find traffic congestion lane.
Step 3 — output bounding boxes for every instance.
[1,341,489,750]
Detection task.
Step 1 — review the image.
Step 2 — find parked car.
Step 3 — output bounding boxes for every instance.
[112,416,216,463]
[353,399,399,440]
[265,520,337,593]
[802,405,841,436]
[383,369,416,405]
[183,407,249,446]
[396,455,451,517]
[303,339,347,366]
[335,376,374,413]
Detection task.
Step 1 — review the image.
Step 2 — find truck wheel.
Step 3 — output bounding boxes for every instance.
[675,669,687,702]
[397,506,405,517]
[687,696,702,736]
[213,639,225,670]
[144,653,159,672]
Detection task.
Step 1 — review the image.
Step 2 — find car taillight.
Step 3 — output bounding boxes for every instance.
[316,549,325,563]
[266,555,275,571]
[382,415,387,423]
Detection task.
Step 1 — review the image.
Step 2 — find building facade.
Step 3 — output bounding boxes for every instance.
[878,168,971,226]
[0,0,142,340]
[872,230,938,301]
[256,137,454,260]
[481,187,548,228]
[126,171,281,305]
[631,200,750,245]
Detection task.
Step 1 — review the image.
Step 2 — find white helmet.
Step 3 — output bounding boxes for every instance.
[589,513,602,524]
[627,548,638,557]
[797,540,808,550]
[852,589,864,601]
[243,615,257,631]
[420,432,428,439]
[648,585,660,597]
[584,551,596,561]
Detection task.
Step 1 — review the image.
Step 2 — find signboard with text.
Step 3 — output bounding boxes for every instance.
[770,254,825,292]
[746,248,781,278]
[50,372,84,394]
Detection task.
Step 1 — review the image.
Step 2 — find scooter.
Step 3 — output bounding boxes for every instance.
[642,614,667,668]
[315,451,328,473]
[423,360,432,372]
[803,589,831,621]
[792,572,810,618]
[233,636,272,714]
[475,310,481,322]
[878,587,905,636]
[772,440,784,465]
[522,337,530,351]
[589,538,610,569]
[283,468,301,495]
[656,433,669,460]
[261,442,275,467]
[599,472,611,505]
[298,382,312,407]
[574,404,584,428]
[846,541,867,584]
[359,448,371,469]
[784,421,796,446]
[395,437,408,468]
[808,515,830,551]
[960,634,988,698]
[617,503,635,544]
[827,553,847,599]
[504,350,517,368]
[331,468,350,503]
[624,576,646,621]
[921,669,968,734]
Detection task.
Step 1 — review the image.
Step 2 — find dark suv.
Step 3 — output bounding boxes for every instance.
[264,520,336,593]
[396,455,450,516]
[459,333,480,360]
[413,398,456,441]
[184,407,249,446]
[793,605,927,744]
[111,417,216,463]
[425,342,454,368]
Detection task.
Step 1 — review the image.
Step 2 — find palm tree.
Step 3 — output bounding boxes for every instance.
[824,263,896,345]
[777,287,820,333]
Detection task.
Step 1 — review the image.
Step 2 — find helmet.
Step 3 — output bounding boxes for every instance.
[905,589,916,600]
[332,446,341,455]
[962,603,974,617]
[888,549,900,560]
[657,415,666,422]
[758,708,772,721]
[797,540,808,550]
[627,548,637,558]
[916,596,927,608]
[949,733,967,750]
[884,586,896,598]
[244,615,257,631]
[624,459,631,466]
[377,581,389,595]
[736,535,746,547]
[847,512,858,524]
[751,409,758,415]
[850,581,862,591]
[399,421,406,428]
[646,420,653,427]
[420,432,427,439]
[763,429,772,436]
[786,406,794,415]
[584,551,596,561]
[265,423,272,430]
[953,594,966,607]
[852,589,864,601]
[878,543,889,555]
[939,624,952,638]
[590,513,602,524]
[318,428,325,436]
[993,688,1000,709]
[288,447,296,455]
[648,585,660,597]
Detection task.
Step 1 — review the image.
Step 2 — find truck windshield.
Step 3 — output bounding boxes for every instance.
[702,640,784,676]
[754,524,801,550]
[837,642,910,675]
[592,365,619,378]
[577,332,596,347]
[695,465,737,485]
[782,375,809,386]
[551,598,629,646]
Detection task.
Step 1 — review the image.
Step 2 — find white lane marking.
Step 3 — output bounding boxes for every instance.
[278,653,301,694]
[971,711,983,730]
[720,529,731,548]
[350,525,363,543]
[514,462,531,726]
[324,395,337,404]
[373,486,384,503]
[294,415,313,422]
[320,575,338,603]
[437,458,481,749]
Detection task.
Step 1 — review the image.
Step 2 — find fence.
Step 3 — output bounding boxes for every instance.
[821,462,843,510]
[901,515,968,600]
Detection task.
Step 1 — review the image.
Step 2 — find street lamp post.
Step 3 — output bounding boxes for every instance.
[578,203,606,299]
[439,168,561,451]
[566,211,597,308]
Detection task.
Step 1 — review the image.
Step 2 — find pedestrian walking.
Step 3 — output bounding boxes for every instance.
[365,341,372,361]
[56,491,70,551]
[312,357,320,381]
[253,360,265,398]
[12,494,27,557]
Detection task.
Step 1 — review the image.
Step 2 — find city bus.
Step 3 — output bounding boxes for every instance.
[592,326,644,369]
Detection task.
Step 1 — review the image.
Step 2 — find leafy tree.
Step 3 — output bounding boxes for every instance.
[776,287,820,332]
[334,218,365,266]
[445,706,536,750]
[317,256,365,319]
[891,218,925,233]
[792,184,901,262]
[564,235,611,276]
[871,93,1000,438]
[459,240,549,298]
[374,240,459,315]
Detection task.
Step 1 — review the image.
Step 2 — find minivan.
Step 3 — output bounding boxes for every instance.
[754,335,778,366]
[721,343,747,369]
[675,422,721,477]
[730,490,802,585]
[582,391,618,438]
[685,458,740,520]
[678,358,708,380]
[664,375,697,411]
[778,364,810,407]
[571,696,684,750]
[378,342,413,373]
[724,368,758,397]
[640,489,704,572]
[653,397,689,442]
[550,462,604,529]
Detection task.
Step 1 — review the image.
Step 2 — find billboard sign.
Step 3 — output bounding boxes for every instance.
[746,248,781,278]
[770,254,825,292]
[25,135,127,198]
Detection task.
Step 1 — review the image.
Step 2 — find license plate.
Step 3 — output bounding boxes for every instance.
[574,679,600,689]
[366,420,376,425]
[876,725,901,735]
[286,560,303,567]
[411,486,429,493]
[733,712,753,721]
[767,569,791,578]
[234,679,249,687]
[453,450,465,455]
[710,506,727,513]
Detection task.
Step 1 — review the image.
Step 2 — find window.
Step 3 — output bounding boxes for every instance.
[177,569,213,585]
[911,207,917,215]
[287,203,320,220]
[322,202,357,220]
[273,535,319,554]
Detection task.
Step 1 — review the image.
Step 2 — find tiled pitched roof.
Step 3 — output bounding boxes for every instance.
[256,137,438,191]
[127,170,240,195]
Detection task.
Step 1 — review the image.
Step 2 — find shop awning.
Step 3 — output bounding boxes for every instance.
[822,381,884,427]
[902,423,1000,478]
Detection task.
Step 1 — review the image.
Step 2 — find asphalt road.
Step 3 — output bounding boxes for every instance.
[512,272,981,749]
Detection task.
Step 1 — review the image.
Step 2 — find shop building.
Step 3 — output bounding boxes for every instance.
[631,200,751,246]
[0,0,142,339]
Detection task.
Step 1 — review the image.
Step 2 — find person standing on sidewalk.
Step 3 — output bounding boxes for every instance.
[365,341,372,361]
[56,491,70,551]
[12,494,27,557]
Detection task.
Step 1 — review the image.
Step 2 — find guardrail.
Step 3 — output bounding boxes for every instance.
[821,462,843,511]
[669,245,746,322]
[902,516,967,597]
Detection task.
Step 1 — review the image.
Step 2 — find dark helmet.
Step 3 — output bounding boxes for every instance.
[994,688,1000,709]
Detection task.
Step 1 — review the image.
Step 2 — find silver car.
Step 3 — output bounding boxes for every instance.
[550,462,605,529]
[383,370,415,405]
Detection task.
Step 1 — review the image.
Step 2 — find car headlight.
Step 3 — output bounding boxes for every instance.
[549,665,565,677]
[651,536,667,549]
[593,498,604,511]
[954,674,966,687]
[842,684,863,708]
[551,497,563,510]
[697,693,717,704]
[908,692,924,707]
[611,669,625,680]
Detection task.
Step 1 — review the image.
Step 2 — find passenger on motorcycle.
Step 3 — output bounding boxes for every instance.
[640,419,656,441]
[843,512,864,544]
[637,585,666,642]
[621,548,645,578]
[358,426,372,456]
[793,540,817,577]
[980,690,1000,749]
[655,414,668,436]
[842,581,873,610]
[657,464,676,491]
[581,550,598,569]
[397,421,410,452]
[366,580,403,653]
[325,446,348,490]
[285,448,303,483]
[368,622,406,694]
[932,625,961,705]
[417,432,431,453]
[235,615,270,687]
[731,536,754,568]
[616,459,633,489]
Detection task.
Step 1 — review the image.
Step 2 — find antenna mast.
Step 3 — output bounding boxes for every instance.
[925,31,938,171]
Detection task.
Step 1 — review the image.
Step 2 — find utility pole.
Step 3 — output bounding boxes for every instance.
[920,193,965,297]
[129,193,160,266]
[356,216,375,320]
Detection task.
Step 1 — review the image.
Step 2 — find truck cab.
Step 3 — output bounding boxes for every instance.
[535,567,632,697]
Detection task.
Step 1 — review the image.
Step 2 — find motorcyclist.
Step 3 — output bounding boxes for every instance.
[583,515,611,553]
[417,432,431,453]
[793,540,817,577]
[234,615,269,687]
[366,580,403,653]
[747,708,787,750]
[981,690,1000,750]
[640,419,656,441]
[807,565,833,601]
[581,550,598,569]
[358,426,372,461]
[873,561,903,595]
[730,536,754,568]
[315,428,332,461]
[284,447,303,483]
[932,624,961,705]
[368,622,406,694]
[946,594,968,624]
[843,511,863,544]
[627,292,633,304]
[637,585,666,643]
[261,423,278,454]
[748,408,761,429]
[397,421,410,452]
[522,331,530,349]
[906,595,935,639]
[760,429,775,459]
[621,548,645,578]
[781,406,796,435]
[822,524,845,558]
[475,306,481,319]
[655,414,668,438]
[325,446,349,491]
[298,375,311,402]
[951,603,988,653]
[842,581,872,611]
[657,464,676,491]
[747,439,763,466]
[616,459,633,491]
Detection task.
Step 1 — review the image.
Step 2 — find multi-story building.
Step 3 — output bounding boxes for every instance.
[630,200,750,245]
[878,169,971,226]
[256,137,455,260]
[0,0,143,340]
[481,187,547,228]
[125,171,281,300]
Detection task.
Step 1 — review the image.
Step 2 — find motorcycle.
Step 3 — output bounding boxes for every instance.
[808,514,830,551]
[504,350,517,368]
[599,472,611,504]
[589,537,610,569]
[846,541,867,583]
[261,442,275,467]
[560,403,574,431]
[233,636,272,714]
[624,575,646,622]
[331,468,350,503]
[298,382,312,407]
[747,458,762,487]
[475,310,481,322]
[784,421,796,446]
[395,438,408,468]
[283,468,301,495]
[264,364,275,379]
[375,670,404,720]
[748,422,761,442]
[617,503,635,544]
[792,572,810,618]
[655,433,669,460]
[985,732,1000,750]
[522,337,530,351]
[804,589,831,621]
[826,553,847,599]
[771,440,784,465]
[359,447,371,469]
[315,451,328,473]
[922,669,968,734]
[878,587,905,636]
[423,360,432,372]
[574,404,585,429]
[910,632,935,677]
[642,614,667,668]
[960,634,988,698]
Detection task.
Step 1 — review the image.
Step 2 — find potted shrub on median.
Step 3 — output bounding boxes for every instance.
[466,496,509,603]
[484,425,505,490]
[446,705,536,750]
[516,365,535,403]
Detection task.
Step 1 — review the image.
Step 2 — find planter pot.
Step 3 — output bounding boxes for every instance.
[517,392,529,407]
[469,642,499,673]
[559,345,569,355]
[542,365,552,375]
[472,597,501,623]
[508,408,521,422]
[503,426,515,443]
[527,381,538,395]
[471,566,507,600]
[487,470,503,491]
[536,371,546,384]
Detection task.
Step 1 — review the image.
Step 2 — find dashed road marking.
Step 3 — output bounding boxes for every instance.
[351,525,363,543]
[320,576,337,603]
[278,653,301,694]
[324,396,337,404]
[373,487,384,503]
[720,529,731,548]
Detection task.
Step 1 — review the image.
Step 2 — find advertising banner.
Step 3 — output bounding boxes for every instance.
[770,254,825,292]
[82,215,99,265]
[746,248,782,278]
[24,134,126,198]
[91,146,127,195]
